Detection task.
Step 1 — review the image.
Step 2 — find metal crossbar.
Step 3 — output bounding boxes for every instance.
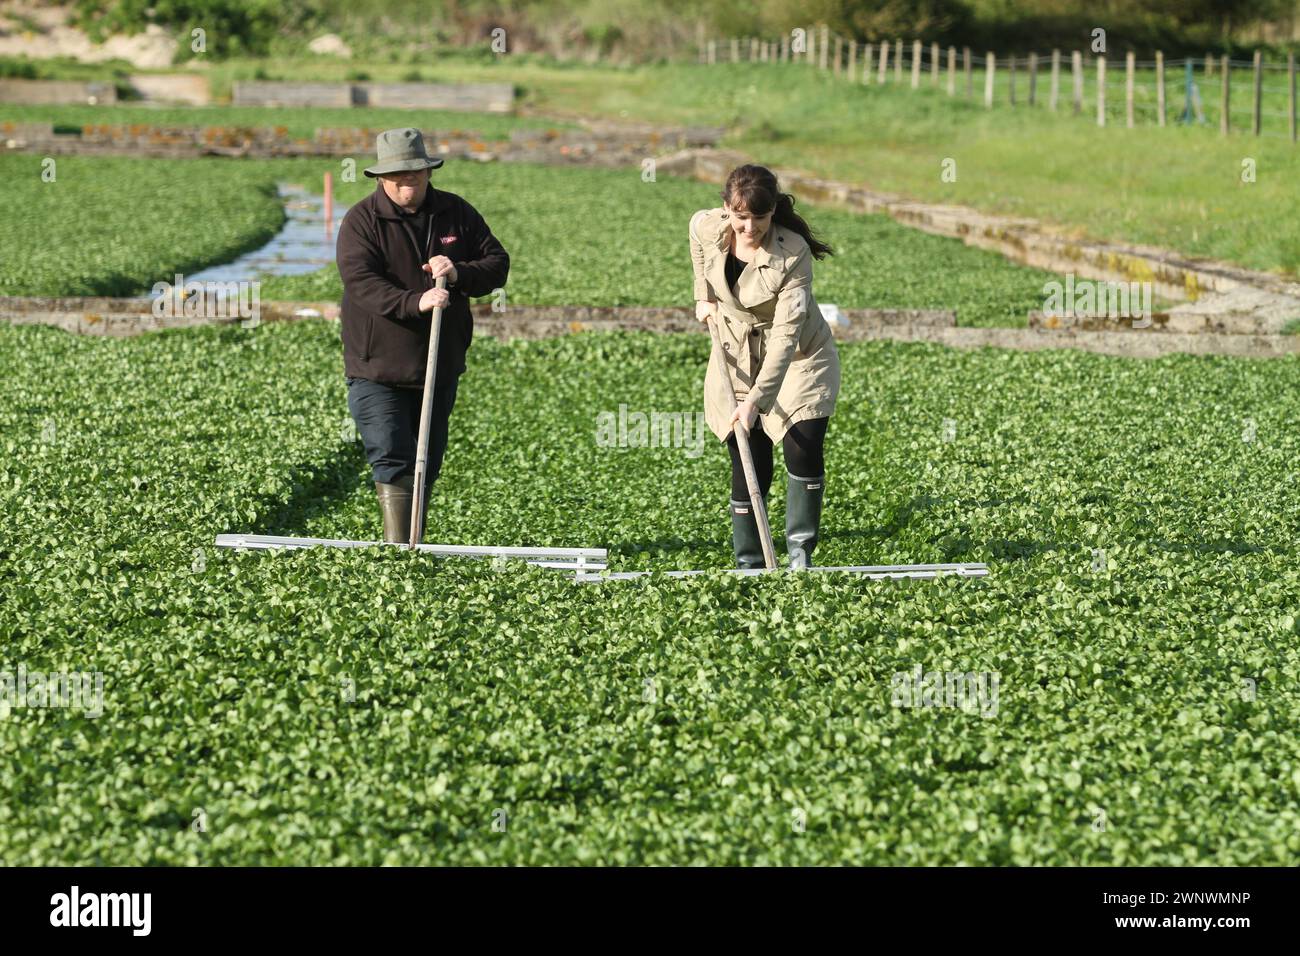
[577,562,990,582]
[214,533,607,573]
[215,536,990,583]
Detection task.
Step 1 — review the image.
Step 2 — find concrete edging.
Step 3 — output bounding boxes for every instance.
[2,297,1296,358]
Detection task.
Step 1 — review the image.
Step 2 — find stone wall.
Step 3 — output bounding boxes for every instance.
[0,78,116,104]
[231,82,354,108]
[358,82,513,112]
[231,81,513,112]
[127,74,210,105]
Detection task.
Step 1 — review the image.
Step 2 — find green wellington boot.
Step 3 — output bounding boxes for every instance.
[785,472,825,570]
[375,473,432,544]
[375,474,413,544]
[729,497,768,570]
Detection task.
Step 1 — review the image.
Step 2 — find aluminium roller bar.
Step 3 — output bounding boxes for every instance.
[576,562,989,582]
[214,533,607,574]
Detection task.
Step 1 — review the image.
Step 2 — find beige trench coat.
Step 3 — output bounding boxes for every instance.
[689,206,840,444]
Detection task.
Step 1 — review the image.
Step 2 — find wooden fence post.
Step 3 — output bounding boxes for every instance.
[1253,49,1262,136]
[707,40,716,65]
[864,42,873,85]
[1290,52,1297,143]
[947,46,956,95]
[1097,55,1106,126]
[985,52,996,108]
[1009,54,1017,105]
[731,37,739,62]
[833,34,842,76]
[931,41,940,86]
[1050,49,1060,110]
[1156,51,1165,126]
[1028,52,1038,105]
[911,39,922,88]
[879,39,890,83]
[820,24,829,69]
[1205,53,1214,78]
[1126,51,1135,127]
[964,47,972,97]
[895,39,903,83]
[807,25,816,65]
[1072,50,1083,114]
[1221,53,1231,135]
[847,38,856,81]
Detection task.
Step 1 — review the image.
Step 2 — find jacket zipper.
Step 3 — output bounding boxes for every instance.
[397,202,436,288]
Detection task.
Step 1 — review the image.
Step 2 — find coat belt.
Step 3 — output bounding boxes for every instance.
[719,311,761,388]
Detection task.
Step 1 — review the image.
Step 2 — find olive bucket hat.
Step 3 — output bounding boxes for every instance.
[363,127,445,178]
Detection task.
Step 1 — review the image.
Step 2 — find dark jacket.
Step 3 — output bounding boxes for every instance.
[336,183,510,387]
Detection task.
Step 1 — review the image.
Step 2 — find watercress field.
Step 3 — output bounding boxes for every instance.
[2,319,1297,865]
[0,153,1058,326]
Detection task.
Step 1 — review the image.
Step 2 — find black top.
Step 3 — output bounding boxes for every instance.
[397,203,434,263]
[724,249,746,290]
[337,185,511,387]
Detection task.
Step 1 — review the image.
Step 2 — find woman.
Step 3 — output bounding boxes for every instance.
[689,164,840,569]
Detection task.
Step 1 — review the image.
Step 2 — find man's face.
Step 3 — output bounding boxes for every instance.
[379,169,429,210]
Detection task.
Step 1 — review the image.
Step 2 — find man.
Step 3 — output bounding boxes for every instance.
[337,128,510,542]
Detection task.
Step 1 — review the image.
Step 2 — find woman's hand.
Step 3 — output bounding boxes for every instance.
[730,399,758,434]
[695,299,718,324]
[424,256,459,285]
[418,286,450,312]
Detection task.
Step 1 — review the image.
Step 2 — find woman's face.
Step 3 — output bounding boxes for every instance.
[723,200,773,245]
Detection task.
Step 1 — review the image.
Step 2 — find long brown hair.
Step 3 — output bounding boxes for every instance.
[721,164,834,260]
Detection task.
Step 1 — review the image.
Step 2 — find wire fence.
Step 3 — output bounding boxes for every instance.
[697,27,1300,144]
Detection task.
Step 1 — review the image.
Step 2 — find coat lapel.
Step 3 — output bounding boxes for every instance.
[703,214,783,385]
[703,214,778,311]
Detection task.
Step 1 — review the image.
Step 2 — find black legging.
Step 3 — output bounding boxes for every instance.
[726,417,828,501]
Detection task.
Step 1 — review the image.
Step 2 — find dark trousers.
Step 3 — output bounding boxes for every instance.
[726,417,829,500]
[346,375,460,485]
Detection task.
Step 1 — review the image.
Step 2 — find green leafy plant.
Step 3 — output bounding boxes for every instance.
[0,153,1060,326]
[1,318,1297,865]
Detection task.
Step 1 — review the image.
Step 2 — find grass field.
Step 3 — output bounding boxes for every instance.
[0,153,1066,326]
[2,318,1298,864]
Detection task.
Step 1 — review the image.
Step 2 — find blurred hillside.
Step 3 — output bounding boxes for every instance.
[5,0,1294,65]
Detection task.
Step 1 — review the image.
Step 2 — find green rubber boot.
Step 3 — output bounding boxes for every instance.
[375,474,413,544]
[785,472,825,570]
[375,473,432,544]
[729,497,767,569]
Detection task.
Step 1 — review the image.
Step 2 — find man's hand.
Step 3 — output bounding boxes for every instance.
[696,299,718,324]
[418,286,450,313]
[424,256,458,285]
[730,398,758,434]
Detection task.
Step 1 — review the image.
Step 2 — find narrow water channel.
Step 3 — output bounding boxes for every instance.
[163,182,348,288]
